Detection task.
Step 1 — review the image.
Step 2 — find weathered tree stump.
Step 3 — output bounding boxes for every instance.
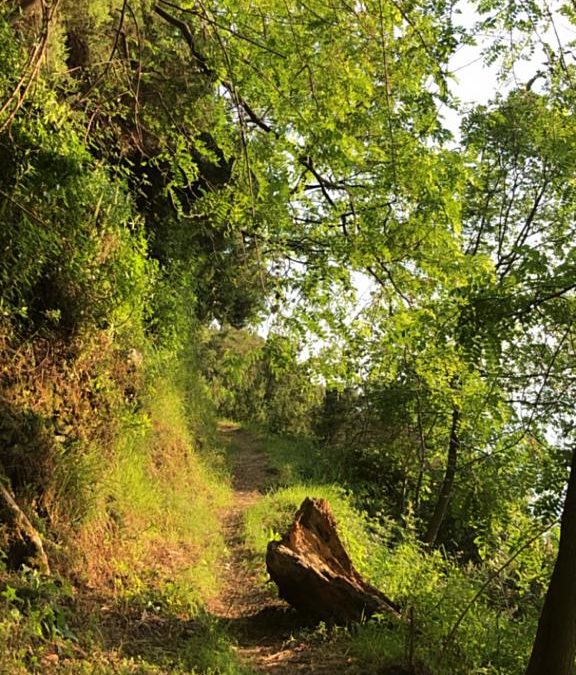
[266,497,400,623]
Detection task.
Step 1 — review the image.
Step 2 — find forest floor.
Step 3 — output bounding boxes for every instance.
[210,423,362,674]
[0,423,369,673]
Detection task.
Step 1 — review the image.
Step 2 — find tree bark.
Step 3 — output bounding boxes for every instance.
[525,446,576,675]
[266,497,400,623]
[423,407,460,546]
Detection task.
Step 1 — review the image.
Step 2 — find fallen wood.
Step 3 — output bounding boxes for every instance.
[0,478,50,575]
[266,497,400,623]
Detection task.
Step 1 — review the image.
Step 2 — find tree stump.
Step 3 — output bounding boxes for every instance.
[266,497,400,623]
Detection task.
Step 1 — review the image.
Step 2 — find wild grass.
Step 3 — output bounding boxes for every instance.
[0,566,253,674]
[0,348,249,674]
[257,431,320,486]
[75,354,231,602]
[242,430,541,675]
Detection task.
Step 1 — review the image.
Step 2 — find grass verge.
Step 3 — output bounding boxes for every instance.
[240,429,540,675]
[0,355,251,674]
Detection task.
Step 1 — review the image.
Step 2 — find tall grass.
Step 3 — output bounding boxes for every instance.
[242,432,543,675]
[78,351,232,602]
[0,350,252,674]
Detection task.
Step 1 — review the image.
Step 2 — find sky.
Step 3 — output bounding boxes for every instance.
[444,0,576,134]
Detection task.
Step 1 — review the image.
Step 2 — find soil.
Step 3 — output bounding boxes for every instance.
[210,423,363,674]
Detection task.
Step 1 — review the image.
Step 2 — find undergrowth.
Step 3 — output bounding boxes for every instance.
[0,350,250,674]
[0,10,249,667]
[242,430,545,675]
[79,354,231,597]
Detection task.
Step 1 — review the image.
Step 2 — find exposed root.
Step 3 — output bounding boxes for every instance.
[0,477,50,575]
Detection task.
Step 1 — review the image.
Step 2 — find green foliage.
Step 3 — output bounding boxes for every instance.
[0,345,238,672]
[0,113,154,339]
[343,518,551,674]
[0,12,20,98]
[1,0,576,670]
[244,481,546,674]
[201,327,322,434]
[0,568,76,672]
[0,568,251,675]
[91,355,230,595]
[245,426,553,674]
[0,569,75,641]
[258,432,320,486]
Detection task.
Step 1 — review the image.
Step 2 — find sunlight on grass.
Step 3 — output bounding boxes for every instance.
[27,356,251,674]
[244,482,387,584]
[93,360,231,597]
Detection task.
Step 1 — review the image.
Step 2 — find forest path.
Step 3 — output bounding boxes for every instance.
[209,423,360,674]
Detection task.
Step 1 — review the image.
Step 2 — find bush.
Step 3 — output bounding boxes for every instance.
[0,110,154,340]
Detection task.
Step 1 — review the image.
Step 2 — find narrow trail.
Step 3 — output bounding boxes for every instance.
[210,424,360,674]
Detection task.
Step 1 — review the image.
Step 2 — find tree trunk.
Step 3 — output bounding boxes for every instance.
[423,407,460,546]
[266,497,400,623]
[525,446,576,675]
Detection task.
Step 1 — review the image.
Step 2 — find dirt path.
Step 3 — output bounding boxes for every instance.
[209,424,360,674]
